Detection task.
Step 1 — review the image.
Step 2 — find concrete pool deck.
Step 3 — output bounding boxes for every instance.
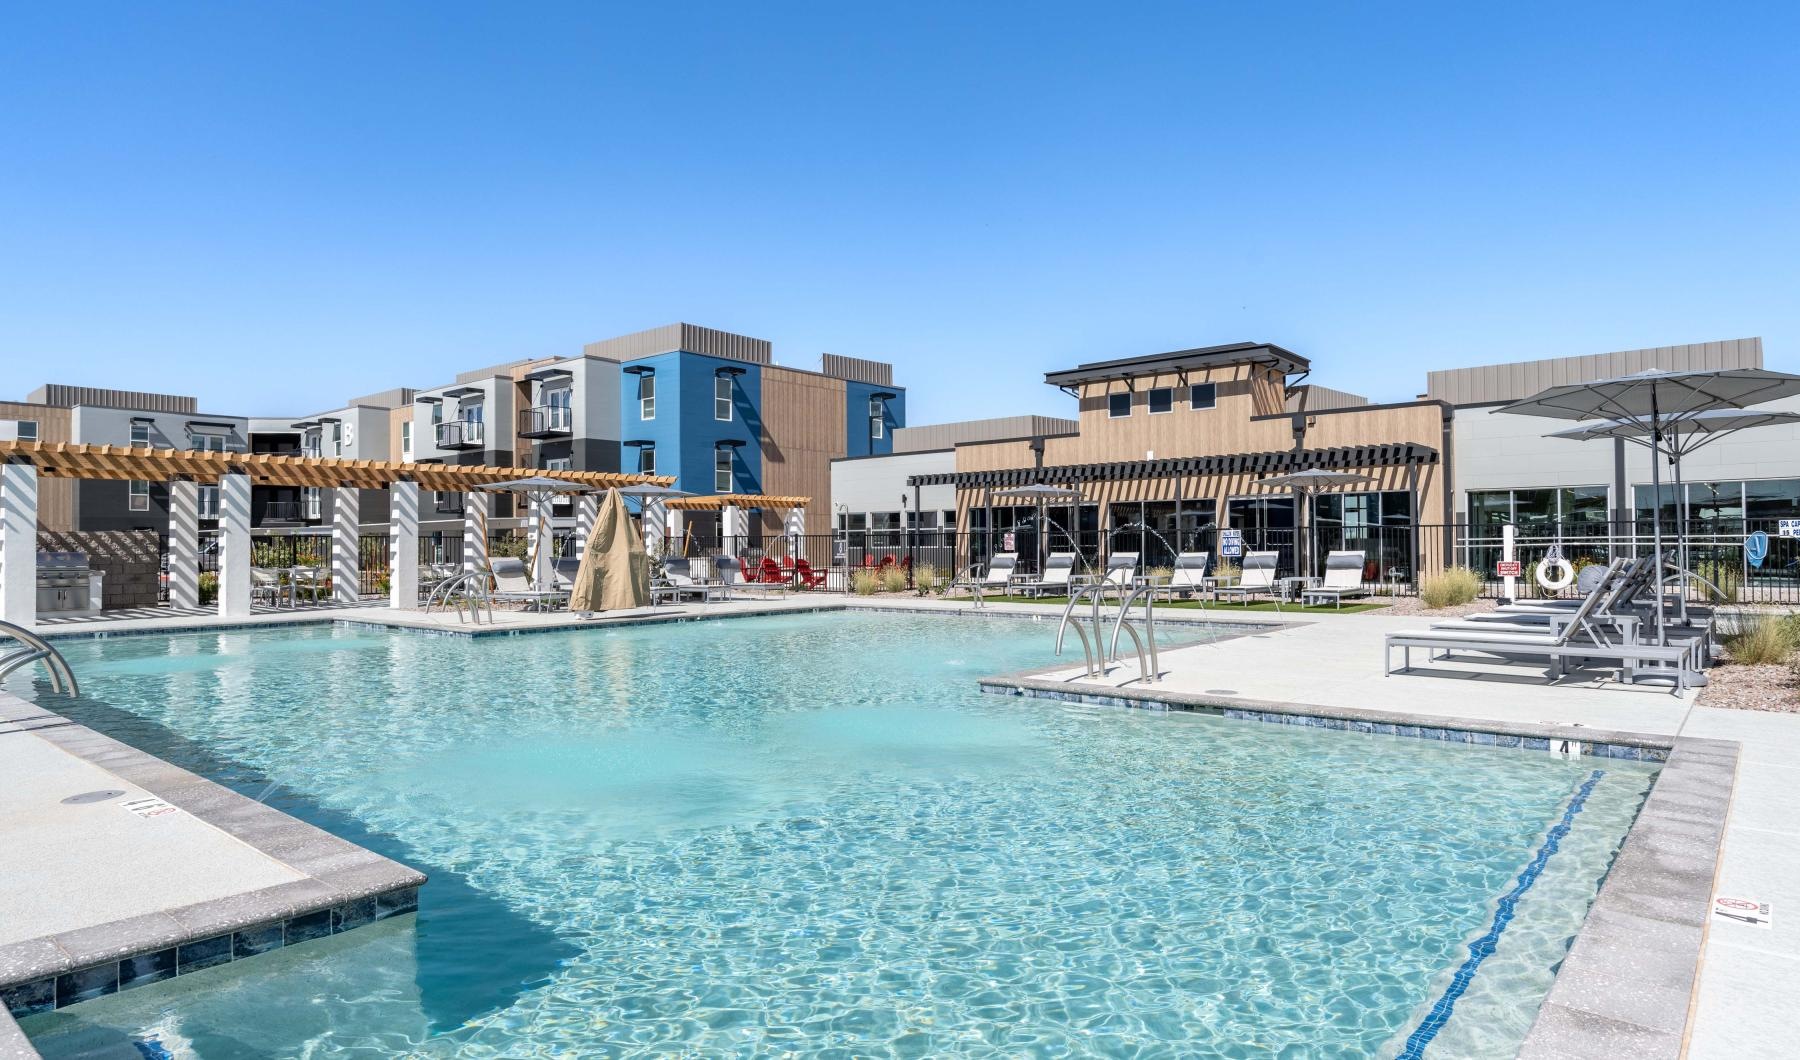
[5,595,1797,1056]
[0,689,425,1047]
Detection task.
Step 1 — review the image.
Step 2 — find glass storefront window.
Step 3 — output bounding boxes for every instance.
[1746,479,1800,524]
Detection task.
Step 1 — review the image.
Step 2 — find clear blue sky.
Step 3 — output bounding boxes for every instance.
[3,2,1795,421]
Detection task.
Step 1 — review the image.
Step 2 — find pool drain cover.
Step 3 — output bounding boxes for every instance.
[62,790,126,805]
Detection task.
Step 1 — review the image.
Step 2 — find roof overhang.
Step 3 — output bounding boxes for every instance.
[1043,342,1310,390]
[440,386,484,399]
[523,366,574,383]
[907,442,1436,490]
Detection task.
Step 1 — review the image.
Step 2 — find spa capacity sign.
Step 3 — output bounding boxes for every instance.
[1780,519,1800,538]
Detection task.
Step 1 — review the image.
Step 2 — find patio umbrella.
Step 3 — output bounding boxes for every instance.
[477,477,598,592]
[1496,368,1800,648]
[570,488,649,615]
[1254,469,1371,580]
[991,483,1082,576]
[1546,408,1800,619]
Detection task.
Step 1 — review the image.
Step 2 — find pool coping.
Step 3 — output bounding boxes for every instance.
[977,673,1735,1060]
[0,690,427,1031]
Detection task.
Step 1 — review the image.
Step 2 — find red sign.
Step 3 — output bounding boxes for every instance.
[1496,561,1523,577]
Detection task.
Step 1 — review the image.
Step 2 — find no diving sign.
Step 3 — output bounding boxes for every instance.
[1713,895,1771,929]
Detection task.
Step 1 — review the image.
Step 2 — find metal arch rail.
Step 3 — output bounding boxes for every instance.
[1109,584,1160,684]
[0,621,79,696]
[1054,585,1099,678]
[424,569,495,624]
[1054,582,1153,684]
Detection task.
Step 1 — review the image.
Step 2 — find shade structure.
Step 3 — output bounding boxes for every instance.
[1545,409,1800,615]
[1498,367,1800,656]
[475,476,600,494]
[1256,469,1372,579]
[990,483,1083,575]
[614,483,697,500]
[570,489,648,613]
[477,478,600,591]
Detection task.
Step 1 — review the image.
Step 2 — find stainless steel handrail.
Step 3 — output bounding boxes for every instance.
[0,620,79,696]
[955,563,986,609]
[1108,584,1159,683]
[424,569,494,624]
[1054,586,1100,678]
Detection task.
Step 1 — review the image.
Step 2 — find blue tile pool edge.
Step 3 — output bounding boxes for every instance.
[978,679,1671,762]
[0,888,420,1021]
[1397,769,1606,1058]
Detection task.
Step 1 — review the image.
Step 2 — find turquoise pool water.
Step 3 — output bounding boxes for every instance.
[12,613,1655,1058]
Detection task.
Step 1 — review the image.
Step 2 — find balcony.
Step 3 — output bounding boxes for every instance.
[436,420,485,450]
[517,404,573,438]
[434,491,466,515]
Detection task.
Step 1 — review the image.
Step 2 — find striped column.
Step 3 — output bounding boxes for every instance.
[389,481,419,609]
[218,472,252,618]
[462,491,490,573]
[167,479,201,609]
[332,487,361,604]
[0,462,37,626]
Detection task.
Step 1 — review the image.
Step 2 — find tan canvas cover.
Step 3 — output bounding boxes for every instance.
[570,488,649,612]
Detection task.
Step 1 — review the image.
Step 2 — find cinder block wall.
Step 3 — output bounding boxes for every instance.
[37,530,162,609]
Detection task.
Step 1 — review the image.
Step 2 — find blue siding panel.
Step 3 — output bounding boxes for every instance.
[843,381,906,458]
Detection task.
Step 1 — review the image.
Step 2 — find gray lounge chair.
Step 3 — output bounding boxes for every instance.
[1013,552,1077,598]
[1160,552,1212,599]
[489,557,569,611]
[954,553,1018,597]
[1097,552,1139,595]
[1212,551,1280,606]
[1301,551,1369,608]
[712,555,783,596]
[1385,568,1705,693]
[653,557,725,603]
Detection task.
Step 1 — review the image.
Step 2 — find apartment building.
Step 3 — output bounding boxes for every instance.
[246,387,416,530]
[1,385,248,533]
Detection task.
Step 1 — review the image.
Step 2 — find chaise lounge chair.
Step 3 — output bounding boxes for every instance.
[954,552,1018,598]
[1212,551,1280,607]
[1013,552,1078,598]
[1301,551,1369,609]
[1097,552,1140,595]
[488,557,570,611]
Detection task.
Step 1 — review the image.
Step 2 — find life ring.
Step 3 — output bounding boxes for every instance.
[1536,556,1575,592]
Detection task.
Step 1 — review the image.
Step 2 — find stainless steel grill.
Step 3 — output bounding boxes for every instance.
[37,551,102,613]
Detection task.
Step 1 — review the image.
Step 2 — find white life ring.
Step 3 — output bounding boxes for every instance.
[1536,556,1575,592]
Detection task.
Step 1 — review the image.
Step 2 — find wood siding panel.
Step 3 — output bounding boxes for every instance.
[758,366,845,533]
[0,402,73,529]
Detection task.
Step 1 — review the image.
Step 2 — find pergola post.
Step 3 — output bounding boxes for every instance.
[218,471,252,617]
[462,491,490,573]
[167,478,201,609]
[0,461,38,626]
[785,506,806,560]
[722,503,745,558]
[642,499,668,552]
[332,486,361,604]
[389,480,419,609]
[574,493,599,556]
[528,493,554,590]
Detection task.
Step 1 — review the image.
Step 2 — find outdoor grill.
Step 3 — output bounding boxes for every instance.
[36,551,103,613]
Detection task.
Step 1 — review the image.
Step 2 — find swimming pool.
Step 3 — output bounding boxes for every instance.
[12,612,1655,1057]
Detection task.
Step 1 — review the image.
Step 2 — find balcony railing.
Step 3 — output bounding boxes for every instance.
[260,500,306,524]
[517,405,573,438]
[436,420,485,450]
[435,492,466,515]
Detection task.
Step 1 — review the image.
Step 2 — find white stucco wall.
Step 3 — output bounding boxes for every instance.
[830,450,956,521]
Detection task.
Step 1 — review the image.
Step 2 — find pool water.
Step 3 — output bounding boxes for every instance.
[11,613,1655,1058]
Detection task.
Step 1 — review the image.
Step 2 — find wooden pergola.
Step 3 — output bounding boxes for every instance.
[0,440,674,491]
[664,493,810,511]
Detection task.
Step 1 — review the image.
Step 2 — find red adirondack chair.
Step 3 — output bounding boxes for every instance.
[759,557,788,585]
[793,558,828,589]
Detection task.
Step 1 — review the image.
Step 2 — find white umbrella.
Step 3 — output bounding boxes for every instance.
[1497,367,1800,647]
[1255,469,1372,579]
[1545,409,1800,618]
[477,477,599,592]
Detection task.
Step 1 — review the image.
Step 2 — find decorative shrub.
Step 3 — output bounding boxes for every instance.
[1695,559,1742,603]
[1723,612,1798,666]
[1212,561,1241,583]
[879,564,908,593]
[912,564,944,594]
[1420,566,1482,609]
[198,571,218,605]
[489,536,528,559]
[850,567,883,595]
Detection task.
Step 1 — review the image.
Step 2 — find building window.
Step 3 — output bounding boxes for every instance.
[714,448,733,493]
[128,479,150,511]
[401,420,413,459]
[638,446,656,476]
[15,420,36,441]
[430,403,443,425]
[714,375,733,422]
[869,396,885,440]
[198,484,219,519]
[130,420,151,446]
[1190,383,1217,410]
[639,375,656,420]
[189,434,226,452]
[303,487,321,520]
[1469,486,1610,528]
[330,422,344,456]
[1108,392,1132,418]
[1148,388,1173,414]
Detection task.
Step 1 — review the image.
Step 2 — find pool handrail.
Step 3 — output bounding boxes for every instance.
[0,620,79,696]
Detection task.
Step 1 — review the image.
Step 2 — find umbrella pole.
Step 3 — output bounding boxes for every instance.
[1672,446,1690,625]
[1649,394,1668,647]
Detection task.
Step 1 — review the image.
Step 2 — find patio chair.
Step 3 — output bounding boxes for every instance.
[713,556,783,595]
[1013,552,1077,598]
[953,552,1018,597]
[1301,551,1369,609]
[488,557,570,611]
[1161,552,1211,599]
[793,558,829,589]
[1211,551,1280,606]
[250,566,290,609]
[652,559,726,604]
